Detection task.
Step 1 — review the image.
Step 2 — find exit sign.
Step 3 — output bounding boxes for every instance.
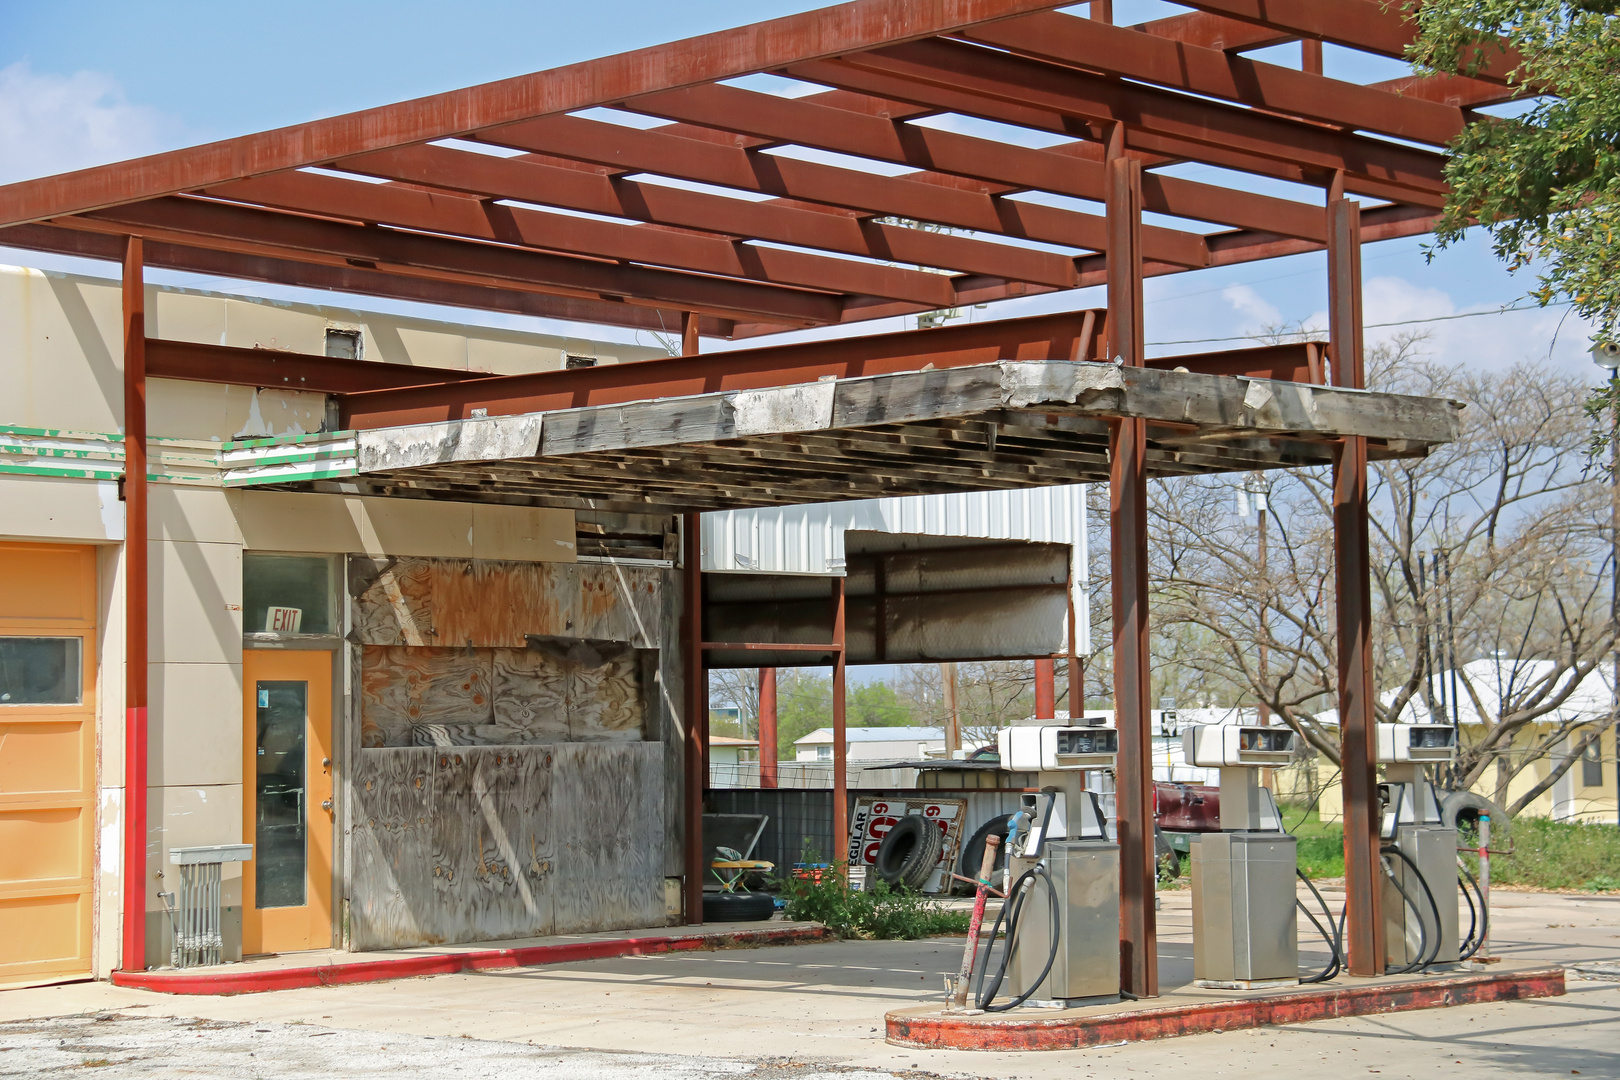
[265,606,303,632]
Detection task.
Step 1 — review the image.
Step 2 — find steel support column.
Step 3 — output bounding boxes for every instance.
[1034,660,1057,720]
[758,667,778,789]
[1107,141,1158,998]
[832,578,849,870]
[682,513,706,925]
[120,237,149,972]
[1328,195,1385,975]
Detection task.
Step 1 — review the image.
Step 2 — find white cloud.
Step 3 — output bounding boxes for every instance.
[1220,283,1283,332]
[1307,274,1597,376]
[0,62,184,184]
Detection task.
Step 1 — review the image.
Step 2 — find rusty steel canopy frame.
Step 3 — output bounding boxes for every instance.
[0,0,1525,989]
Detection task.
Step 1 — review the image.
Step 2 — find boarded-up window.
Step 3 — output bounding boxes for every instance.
[360,641,645,748]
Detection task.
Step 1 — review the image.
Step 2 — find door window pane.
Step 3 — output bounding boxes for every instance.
[256,680,308,909]
[244,555,334,635]
[0,637,82,704]
[1582,740,1604,788]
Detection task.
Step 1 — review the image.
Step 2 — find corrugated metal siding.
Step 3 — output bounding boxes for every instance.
[701,485,1091,652]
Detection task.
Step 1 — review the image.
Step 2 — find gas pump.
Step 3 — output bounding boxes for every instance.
[973,724,1121,1010]
[1378,722,1460,971]
[1183,724,1300,990]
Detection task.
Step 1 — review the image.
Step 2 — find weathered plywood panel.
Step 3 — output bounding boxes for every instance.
[550,742,665,934]
[348,556,662,650]
[360,644,644,748]
[348,742,662,949]
[359,644,491,748]
[351,557,434,646]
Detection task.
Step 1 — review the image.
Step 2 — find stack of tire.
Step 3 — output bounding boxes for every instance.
[870,815,944,891]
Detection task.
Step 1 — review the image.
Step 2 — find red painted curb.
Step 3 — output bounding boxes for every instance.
[887,966,1566,1051]
[111,925,828,996]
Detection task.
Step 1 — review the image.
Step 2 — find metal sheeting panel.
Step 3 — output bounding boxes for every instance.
[701,485,1090,653]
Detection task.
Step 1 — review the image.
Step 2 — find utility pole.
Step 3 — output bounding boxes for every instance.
[1596,342,1620,825]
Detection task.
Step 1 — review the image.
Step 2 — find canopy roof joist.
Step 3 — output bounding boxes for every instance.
[0,0,1525,341]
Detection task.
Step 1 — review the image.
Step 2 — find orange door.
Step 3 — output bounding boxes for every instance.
[241,649,334,955]
[0,543,97,986]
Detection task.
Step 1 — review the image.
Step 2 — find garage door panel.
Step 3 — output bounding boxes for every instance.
[0,545,97,624]
[0,808,89,884]
[0,541,96,984]
[0,720,90,796]
[0,892,89,975]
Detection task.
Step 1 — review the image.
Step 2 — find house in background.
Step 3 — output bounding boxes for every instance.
[1315,656,1618,823]
[707,735,758,787]
[794,726,949,763]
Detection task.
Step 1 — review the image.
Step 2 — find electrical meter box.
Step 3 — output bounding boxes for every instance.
[998,725,1119,771]
[1375,723,1457,764]
[1182,725,1295,768]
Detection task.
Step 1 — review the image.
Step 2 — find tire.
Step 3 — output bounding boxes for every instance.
[873,815,943,891]
[954,814,1015,895]
[702,890,777,923]
[1440,789,1508,835]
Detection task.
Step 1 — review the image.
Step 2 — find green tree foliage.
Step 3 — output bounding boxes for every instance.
[768,670,917,759]
[1407,2,1620,344]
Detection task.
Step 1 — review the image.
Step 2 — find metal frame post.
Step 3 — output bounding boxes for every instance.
[1106,136,1158,998]
[1034,659,1057,719]
[682,512,706,924]
[121,237,149,972]
[1328,194,1385,975]
[831,577,849,868]
[758,667,778,789]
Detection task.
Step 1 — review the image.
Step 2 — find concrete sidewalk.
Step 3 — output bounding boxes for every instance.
[2,889,1616,1079]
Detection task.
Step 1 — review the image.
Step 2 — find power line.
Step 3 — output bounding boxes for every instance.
[1146,301,1574,348]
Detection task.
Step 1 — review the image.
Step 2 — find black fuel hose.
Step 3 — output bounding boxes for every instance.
[973,863,1061,1013]
[1296,867,1343,984]
[1381,845,1443,973]
[1458,859,1488,961]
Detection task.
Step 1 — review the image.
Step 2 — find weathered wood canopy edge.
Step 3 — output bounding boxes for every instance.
[230,361,1460,514]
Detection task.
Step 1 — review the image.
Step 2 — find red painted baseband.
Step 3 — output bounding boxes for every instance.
[111,925,828,996]
[887,967,1566,1051]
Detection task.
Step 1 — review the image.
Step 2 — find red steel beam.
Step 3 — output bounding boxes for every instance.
[120,237,149,974]
[0,0,1073,226]
[480,113,1209,268]
[61,197,843,325]
[835,39,1450,199]
[0,222,743,337]
[146,338,498,394]
[965,12,1465,146]
[1129,9,1292,52]
[1107,139,1157,999]
[758,668,779,789]
[472,117,1100,281]
[206,169,958,307]
[683,513,705,925]
[789,56,1447,208]
[832,578,850,873]
[338,308,1103,428]
[1173,0,1520,82]
[1146,341,1323,383]
[624,83,1324,242]
[1329,195,1385,977]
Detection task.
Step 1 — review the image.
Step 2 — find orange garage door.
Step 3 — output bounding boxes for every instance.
[0,543,97,986]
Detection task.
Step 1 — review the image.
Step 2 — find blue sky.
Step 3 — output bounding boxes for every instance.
[0,0,1600,376]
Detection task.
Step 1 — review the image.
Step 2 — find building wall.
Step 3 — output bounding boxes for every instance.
[0,264,684,974]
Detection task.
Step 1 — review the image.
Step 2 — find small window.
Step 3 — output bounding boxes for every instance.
[325,328,362,360]
[0,637,82,705]
[816,745,832,762]
[244,554,335,636]
[1582,740,1604,788]
[564,354,598,369]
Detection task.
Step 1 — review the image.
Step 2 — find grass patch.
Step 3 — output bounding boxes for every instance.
[1275,803,1620,892]
[1461,816,1620,893]
[774,862,970,939]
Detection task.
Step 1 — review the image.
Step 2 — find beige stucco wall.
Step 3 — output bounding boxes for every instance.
[0,262,649,974]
